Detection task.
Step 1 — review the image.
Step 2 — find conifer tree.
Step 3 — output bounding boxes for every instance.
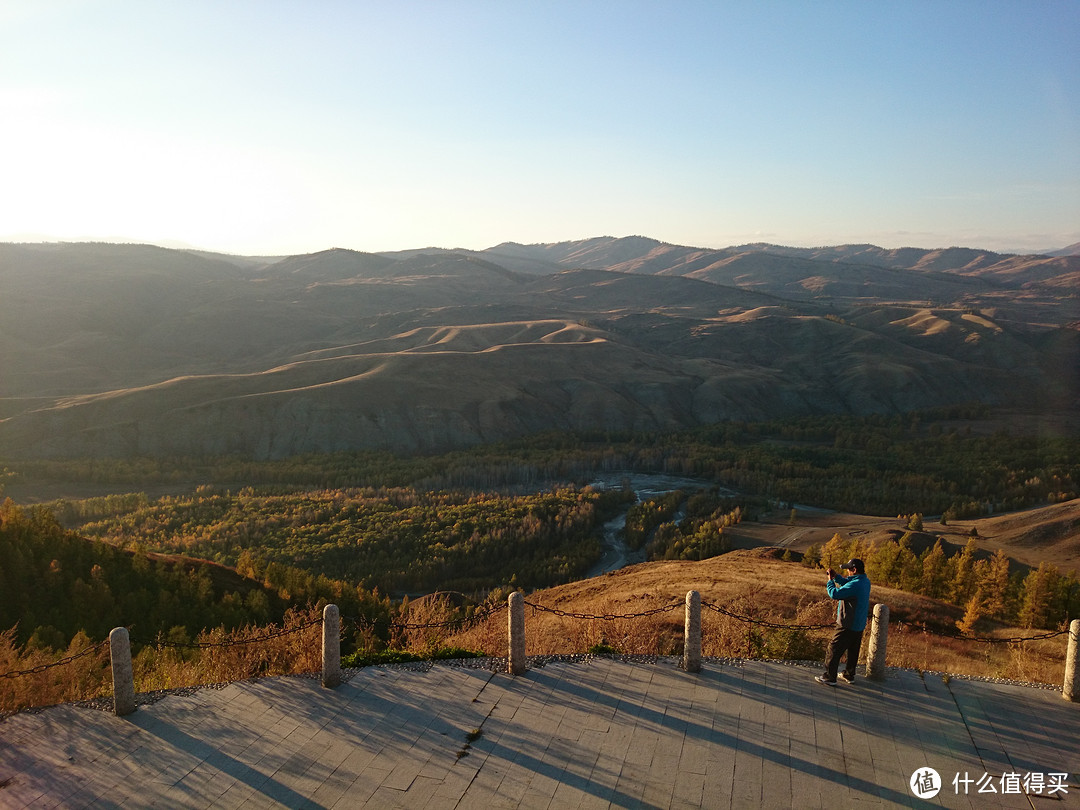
[896,535,923,593]
[949,538,979,605]
[979,548,1012,620]
[865,540,900,587]
[920,540,949,600]
[1018,562,1059,629]
[821,533,850,570]
[956,590,984,635]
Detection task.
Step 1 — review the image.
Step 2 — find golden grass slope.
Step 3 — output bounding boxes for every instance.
[440,547,1072,686]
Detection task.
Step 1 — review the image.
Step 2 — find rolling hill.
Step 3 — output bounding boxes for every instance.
[0,238,1076,459]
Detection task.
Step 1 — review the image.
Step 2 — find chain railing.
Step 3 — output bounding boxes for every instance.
[522,598,682,621]
[893,622,1071,646]
[700,598,834,632]
[4,595,1079,715]
[0,638,110,681]
[385,599,508,631]
[0,615,325,718]
[149,617,323,650]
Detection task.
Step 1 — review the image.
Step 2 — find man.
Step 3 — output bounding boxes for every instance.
[815,557,871,686]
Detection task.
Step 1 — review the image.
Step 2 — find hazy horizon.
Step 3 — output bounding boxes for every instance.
[1,232,1076,260]
[2,1,1077,256]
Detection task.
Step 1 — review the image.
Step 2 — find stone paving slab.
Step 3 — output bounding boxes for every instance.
[1,659,1078,809]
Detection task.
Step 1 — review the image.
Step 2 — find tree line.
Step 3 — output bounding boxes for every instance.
[64,486,630,596]
[0,499,392,652]
[802,531,1079,632]
[10,407,1077,519]
[626,490,748,562]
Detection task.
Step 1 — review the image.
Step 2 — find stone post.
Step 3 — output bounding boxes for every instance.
[683,590,701,673]
[865,603,889,681]
[508,591,525,676]
[322,604,341,688]
[109,627,136,716]
[1064,619,1080,702]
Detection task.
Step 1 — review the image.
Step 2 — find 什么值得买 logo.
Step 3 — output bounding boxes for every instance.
[909,768,941,798]
[909,768,1070,797]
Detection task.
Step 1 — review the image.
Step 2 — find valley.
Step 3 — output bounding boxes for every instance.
[1,238,1076,459]
[3,421,1079,711]
[1,236,1078,708]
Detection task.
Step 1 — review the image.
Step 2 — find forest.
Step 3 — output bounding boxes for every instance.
[58,486,628,595]
[803,531,1079,632]
[0,499,394,651]
[2,407,1078,711]
[8,407,1077,518]
[624,490,745,562]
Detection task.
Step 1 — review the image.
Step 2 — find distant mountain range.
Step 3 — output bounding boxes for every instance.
[1,238,1077,459]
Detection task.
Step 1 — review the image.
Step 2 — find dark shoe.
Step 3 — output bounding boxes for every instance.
[839,672,855,684]
[815,675,837,686]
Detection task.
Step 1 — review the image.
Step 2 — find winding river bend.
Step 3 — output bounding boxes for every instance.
[582,473,736,578]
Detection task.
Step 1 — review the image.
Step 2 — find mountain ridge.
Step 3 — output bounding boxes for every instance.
[1,237,1076,459]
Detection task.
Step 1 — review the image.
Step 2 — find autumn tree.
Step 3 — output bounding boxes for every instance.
[956,591,984,635]
[1018,562,1058,629]
[919,541,949,600]
[979,549,1013,620]
[820,533,850,570]
[949,538,980,605]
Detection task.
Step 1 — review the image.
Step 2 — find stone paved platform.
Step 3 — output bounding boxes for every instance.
[1,658,1078,808]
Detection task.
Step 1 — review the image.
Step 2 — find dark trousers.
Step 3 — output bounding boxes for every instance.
[824,626,863,680]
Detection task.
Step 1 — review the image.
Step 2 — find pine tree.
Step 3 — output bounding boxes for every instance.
[821,533,850,570]
[896,535,923,593]
[1018,562,1062,630]
[920,540,949,600]
[956,590,983,635]
[949,538,979,605]
[979,549,1012,620]
[866,540,901,588]
[1053,571,1080,626]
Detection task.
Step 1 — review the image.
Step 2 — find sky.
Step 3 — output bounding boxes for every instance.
[2,0,1078,256]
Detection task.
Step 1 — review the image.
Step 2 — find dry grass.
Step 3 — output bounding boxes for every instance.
[441,549,1073,686]
[3,551,1074,717]
[731,499,1080,578]
[132,608,323,692]
[0,629,111,716]
[1,608,323,717]
[887,624,1067,684]
[440,597,1069,686]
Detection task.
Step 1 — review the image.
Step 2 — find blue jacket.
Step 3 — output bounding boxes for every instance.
[826,572,871,631]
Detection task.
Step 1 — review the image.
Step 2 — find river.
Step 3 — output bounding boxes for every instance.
[582,472,737,578]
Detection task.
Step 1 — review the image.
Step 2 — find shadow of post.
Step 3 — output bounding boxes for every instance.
[125,712,328,809]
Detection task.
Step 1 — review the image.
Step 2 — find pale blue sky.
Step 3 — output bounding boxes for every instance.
[2,1,1077,255]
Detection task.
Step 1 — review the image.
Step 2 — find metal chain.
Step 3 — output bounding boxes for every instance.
[395,600,508,630]
[150,618,322,650]
[0,639,110,680]
[346,601,509,633]
[4,599,1067,680]
[893,622,1071,645]
[522,598,682,621]
[701,599,834,631]
[701,599,1071,645]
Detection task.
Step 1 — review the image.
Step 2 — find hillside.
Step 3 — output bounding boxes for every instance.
[0,500,288,648]
[956,498,1080,571]
[438,546,1072,685]
[0,238,1076,459]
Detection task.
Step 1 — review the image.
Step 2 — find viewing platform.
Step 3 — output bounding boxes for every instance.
[2,656,1077,809]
